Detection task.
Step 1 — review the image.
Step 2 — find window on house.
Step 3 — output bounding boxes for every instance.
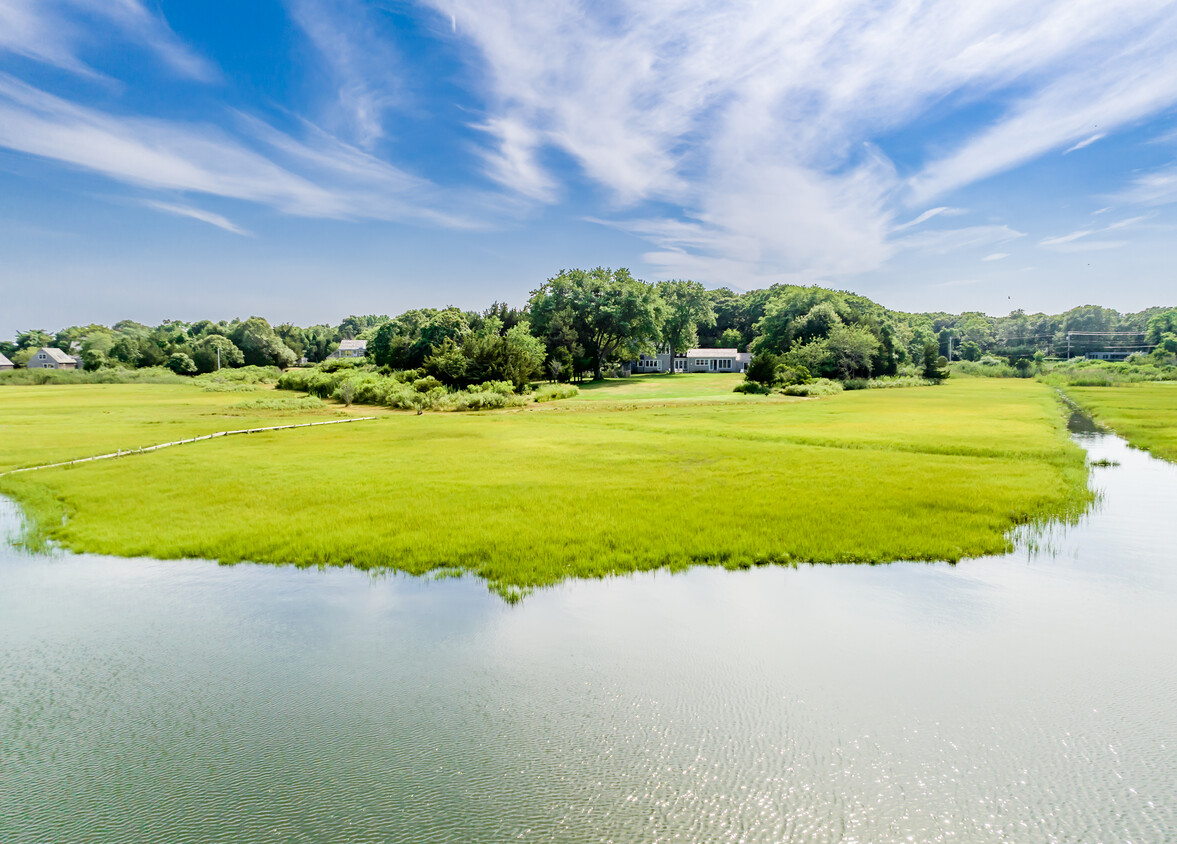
[719,359,731,370]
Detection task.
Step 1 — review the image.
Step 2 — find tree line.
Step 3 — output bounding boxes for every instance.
[5,269,1175,385]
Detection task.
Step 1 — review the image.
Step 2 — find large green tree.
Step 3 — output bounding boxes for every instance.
[193,335,245,373]
[529,268,664,380]
[658,280,716,366]
[231,317,296,368]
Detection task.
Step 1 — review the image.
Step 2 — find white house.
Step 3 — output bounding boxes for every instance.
[0,352,13,370]
[25,347,78,370]
[633,347,751,374]
[328,339,367,359]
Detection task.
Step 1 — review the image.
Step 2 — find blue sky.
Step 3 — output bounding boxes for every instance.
[2,0,1177,338]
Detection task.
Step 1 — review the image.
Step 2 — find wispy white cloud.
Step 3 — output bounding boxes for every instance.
[426,0,1177,284]
[1044,239,1128,252]
[0,0,215,80]
[894,224,1025,255]
[145,201,253,236]
[910,8,1177,203]
[983,252,1010,261]
[892,206,967,232]
[1114,163,1177,205]
[0,74,472,228]
[286,0,401,149]
[1038,215,1147,249]
[1063,132,1106,154]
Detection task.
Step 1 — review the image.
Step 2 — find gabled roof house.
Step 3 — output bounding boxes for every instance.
[25,347,78,370]
[0,352,13,370]
[328,339,368,359]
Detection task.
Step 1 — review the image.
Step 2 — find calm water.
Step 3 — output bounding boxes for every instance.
[2,418,1175,843]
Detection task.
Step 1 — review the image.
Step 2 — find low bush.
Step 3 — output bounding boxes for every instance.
[228,396,325,411]
[864,375,937,389]
[535,383,579,402]
[953,357,1018,378]
[277,365,526,411]
[0,366,187,386]
[195,366,282,391]
[1040,357,1177,387]
[733,380,772,395]
[780,378,843,397]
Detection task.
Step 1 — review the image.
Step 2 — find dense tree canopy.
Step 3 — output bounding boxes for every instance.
[4,273,1171,386]
[658,280,716,361]
[530,268,665,380]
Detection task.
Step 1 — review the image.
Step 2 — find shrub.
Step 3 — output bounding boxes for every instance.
[864,375,936,389]
[228,396,325,411]
[276,364,527,412]
[166,352,198,375]
[0,366,187,386]
[535,383,579,402]
[780,378,843,397]
[733,381,772,395]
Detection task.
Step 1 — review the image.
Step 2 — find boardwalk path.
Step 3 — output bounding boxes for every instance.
[0,416,378,478]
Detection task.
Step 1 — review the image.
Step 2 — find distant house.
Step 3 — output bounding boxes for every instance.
[633,347,751,374]
[25,347,78,370]
[328,339,367,359]
[0,352,13,370]
[1085,351,1132,361]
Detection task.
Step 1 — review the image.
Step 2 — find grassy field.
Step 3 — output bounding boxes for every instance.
[1061,382,1177,463]
[0,376,1090,597]
[0,384,383,474]
[566,372,769,403]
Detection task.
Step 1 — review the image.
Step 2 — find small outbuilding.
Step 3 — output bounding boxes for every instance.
[0,352,13,370]
[25,347,78,370]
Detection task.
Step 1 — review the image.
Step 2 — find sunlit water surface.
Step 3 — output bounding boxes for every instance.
[1,417,1175,843]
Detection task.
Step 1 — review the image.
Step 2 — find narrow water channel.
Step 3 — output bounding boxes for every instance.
[1,413,1174,843]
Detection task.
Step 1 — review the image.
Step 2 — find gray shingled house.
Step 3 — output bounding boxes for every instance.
[633,347,751,374]
[25,347,78,370]
[328,339,368,359]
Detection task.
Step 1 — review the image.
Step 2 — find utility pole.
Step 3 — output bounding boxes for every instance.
[1067,332,1072,360]
[217,346,221,371]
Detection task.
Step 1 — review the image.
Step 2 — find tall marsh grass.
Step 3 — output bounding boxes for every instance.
[1060,381,1177,463]
[2,378,1092,599]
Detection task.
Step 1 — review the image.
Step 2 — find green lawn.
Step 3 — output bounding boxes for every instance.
[0,377,1090,598]
[1061,382,1177,463]
[565,372,769,403]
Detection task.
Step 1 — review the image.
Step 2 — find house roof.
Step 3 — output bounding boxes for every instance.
[685,347,739,358]
[338,338,367,351]
[0,352,12,366]
[39,347,75,363]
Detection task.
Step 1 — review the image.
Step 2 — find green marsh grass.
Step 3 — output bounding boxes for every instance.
[0,377,1091,598]
[1061,382,1177,463]
[0,383,379,473]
